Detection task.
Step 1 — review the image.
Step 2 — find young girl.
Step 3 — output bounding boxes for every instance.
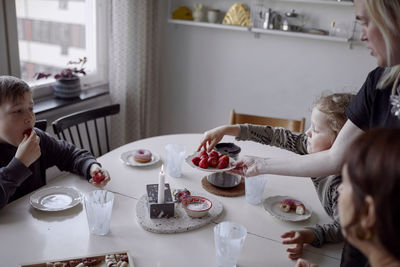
[198,93,354,259]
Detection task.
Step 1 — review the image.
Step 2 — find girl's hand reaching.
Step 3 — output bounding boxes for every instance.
[229,156,268,177]
[89,164,111,187]
[15,130,41,167]
[198,125,240,153]
[281,229,316,260]
[295,259,318,267]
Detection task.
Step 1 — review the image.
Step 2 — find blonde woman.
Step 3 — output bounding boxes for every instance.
[199,0,400,266]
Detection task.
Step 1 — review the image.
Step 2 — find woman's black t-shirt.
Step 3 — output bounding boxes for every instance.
[346,67,400,130]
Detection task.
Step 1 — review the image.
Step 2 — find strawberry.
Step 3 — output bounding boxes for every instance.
[200,150,208,158]
[217,160,229,169]
[192,156,201,166]
[23,128,32,136]
[200,154,208,160]
[92,170,105,183]
[199,158,208,169]
[209,151,219,158]
[219,155,229,163]
[208,157,218,168]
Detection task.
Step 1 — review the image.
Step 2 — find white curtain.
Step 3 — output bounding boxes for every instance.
[108,0,161,148]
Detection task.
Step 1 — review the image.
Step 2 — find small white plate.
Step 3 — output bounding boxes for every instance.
[120,150,160,167]
[263,195,312,222]
[29,186,83,211]
[185,153,236,173]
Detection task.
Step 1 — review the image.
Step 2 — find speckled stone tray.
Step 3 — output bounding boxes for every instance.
[136,191,223,234]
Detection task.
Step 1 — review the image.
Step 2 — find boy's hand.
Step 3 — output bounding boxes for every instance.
[15,130,41,167]
[89,164,110,187]
[281,230,311,260]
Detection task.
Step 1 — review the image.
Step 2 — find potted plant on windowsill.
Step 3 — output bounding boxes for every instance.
[36,57,87,99]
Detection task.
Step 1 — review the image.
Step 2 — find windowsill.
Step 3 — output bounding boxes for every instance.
[34,84,109,115]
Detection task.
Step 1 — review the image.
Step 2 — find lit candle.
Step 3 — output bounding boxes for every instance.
[158,165,165,204]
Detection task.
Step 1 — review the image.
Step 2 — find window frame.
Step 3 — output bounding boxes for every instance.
[0,0,109,100]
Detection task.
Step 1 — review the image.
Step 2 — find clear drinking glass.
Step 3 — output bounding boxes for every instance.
[165,144,186,177]
[214,221,247,267]
[245,174,268,205]
[84,190,114,235]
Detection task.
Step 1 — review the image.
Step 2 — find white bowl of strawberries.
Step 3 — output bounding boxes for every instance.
[185,150,236,172]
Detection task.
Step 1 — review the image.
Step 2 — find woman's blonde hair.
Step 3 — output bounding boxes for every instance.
[315,93,354,136]
[365,0,400,90]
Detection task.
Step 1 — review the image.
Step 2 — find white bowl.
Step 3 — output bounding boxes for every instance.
[182,196,212,218]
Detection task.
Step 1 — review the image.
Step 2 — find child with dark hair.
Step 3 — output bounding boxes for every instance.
[0,76,110,209]
[338,128,400,267]
[198,93,354,259]
[298,128,400,267]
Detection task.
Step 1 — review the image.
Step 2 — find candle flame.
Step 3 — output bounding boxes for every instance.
[161,164,164,174]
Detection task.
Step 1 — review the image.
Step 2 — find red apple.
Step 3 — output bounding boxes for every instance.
[199,158,208,169]
[208,157,218,168]
[192,156,201,166]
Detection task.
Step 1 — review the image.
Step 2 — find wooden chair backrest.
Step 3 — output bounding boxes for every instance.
[52,104,120,156]
[34,119,48,132]
[229,109,306,133]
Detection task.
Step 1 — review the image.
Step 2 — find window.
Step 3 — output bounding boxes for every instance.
[0,0,108,99]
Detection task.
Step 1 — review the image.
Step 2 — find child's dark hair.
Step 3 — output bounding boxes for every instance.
[343,128,400,260]
[314,93,354,135]
[0,76,31,105]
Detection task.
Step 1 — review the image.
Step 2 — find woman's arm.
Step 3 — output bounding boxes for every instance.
[231,120,364,177]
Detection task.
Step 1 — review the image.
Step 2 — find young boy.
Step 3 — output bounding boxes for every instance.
[0,76,110,209]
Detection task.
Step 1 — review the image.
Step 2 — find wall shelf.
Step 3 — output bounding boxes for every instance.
[261,0,353,6]
[168,19,250,32]
[252,27,349,42]
[168,19,350,43]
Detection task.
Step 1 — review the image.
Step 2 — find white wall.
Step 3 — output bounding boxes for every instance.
[159,1,377,134]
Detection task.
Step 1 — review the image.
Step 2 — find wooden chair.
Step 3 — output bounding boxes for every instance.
[229,109,306,133]
[52,104,120,156]
[34,119,48,132]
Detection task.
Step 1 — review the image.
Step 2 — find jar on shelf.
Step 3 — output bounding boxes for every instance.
[207,9,219,23]
[281,9,304,32]
[193,3,205,22]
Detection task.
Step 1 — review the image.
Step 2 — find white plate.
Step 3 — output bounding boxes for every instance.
[29,186,83,211]
[263,195,312,222]
[185,153,236,173]
[120,150,160,167]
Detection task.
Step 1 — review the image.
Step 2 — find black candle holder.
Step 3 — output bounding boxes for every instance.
[146,184,175,219]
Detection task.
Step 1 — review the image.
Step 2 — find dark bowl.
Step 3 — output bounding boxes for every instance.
[215,143,241,159]
[207,172,241,188]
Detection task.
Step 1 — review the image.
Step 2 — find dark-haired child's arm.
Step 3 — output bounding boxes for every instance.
[0,159,32,209]
[38,131,100,180]
[0,131,41,209]
[236,124,308,155]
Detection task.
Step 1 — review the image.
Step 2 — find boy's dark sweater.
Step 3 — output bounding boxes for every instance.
[0,128,97,209]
